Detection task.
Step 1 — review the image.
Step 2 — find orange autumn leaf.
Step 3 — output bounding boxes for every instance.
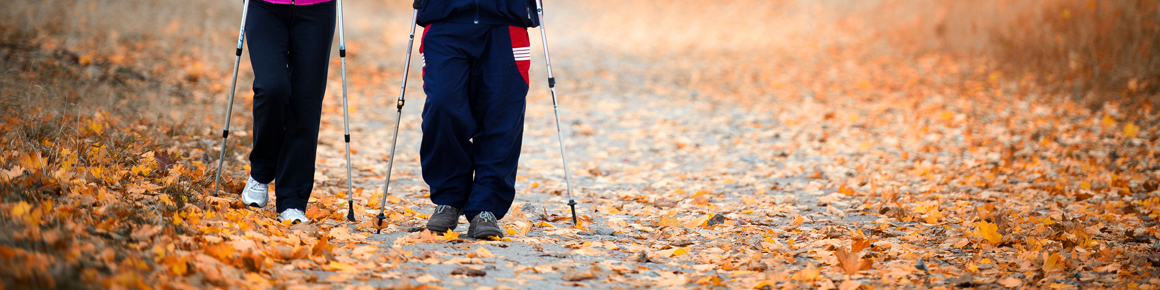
[443,229,460,241]
[311,235,335,261]
[1124,122,1139,138]
[975,221,1002,245]
[833,242,874,275]
[657,211,681,227]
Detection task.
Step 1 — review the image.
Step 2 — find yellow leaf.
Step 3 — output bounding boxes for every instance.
[659,247,689,257]
[1043,252,1064,272]
[79,54,93,65]
[657,211,681,227]
[325,261,356,272]
[792,215,804,226]
[1124,122,1139,138]
[159,195,175,206]
[1102,115,1116,126]
[12,201,32,218]
[85,119,103,134]
[925,207,944,224]
[975,221,1002,245]
[388,196,401,204]
[443,229,460,241]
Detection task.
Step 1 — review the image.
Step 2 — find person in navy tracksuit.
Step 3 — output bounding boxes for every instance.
[415,0,539,239]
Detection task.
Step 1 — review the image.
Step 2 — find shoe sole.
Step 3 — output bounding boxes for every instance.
[242,195,266,208]
[470,229,504,240]
[426,225,457,234]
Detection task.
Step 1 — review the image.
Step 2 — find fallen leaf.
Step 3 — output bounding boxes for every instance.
[975,221,1002,245]
[451,267,486,277]
[561,268,596,281]
[998,276,1023,287]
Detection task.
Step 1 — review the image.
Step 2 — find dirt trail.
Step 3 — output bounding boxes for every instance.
[3,0,1157,289]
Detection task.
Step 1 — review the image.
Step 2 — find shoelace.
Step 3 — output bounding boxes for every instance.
[436,205,450,214]
[478,212,495,223]
[249,179,268,191]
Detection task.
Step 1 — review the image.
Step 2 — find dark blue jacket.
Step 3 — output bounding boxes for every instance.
[416,0,540,28]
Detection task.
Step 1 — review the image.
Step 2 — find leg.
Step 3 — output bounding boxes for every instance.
[420,23,488,210]
[463,26,531,220]
[245,0,292,184]
[275,1,336,213]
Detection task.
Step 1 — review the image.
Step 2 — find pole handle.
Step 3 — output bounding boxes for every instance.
[413,0,422,9]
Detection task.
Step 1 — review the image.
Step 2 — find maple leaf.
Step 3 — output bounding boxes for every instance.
[791,267,820,282]
[443,229,460,241]
[305,206,331,221]
[311,235,336,261]
[1043,252,1065,272]
[833,242,874,275]
[203,243,236,264]
[18,152,45,171]
[1124,122,1139,138]
[657,247,690,257]
[682,214,712,228]
[838,183,855,195]
[975,221,1003,245]
[656,211,681,227]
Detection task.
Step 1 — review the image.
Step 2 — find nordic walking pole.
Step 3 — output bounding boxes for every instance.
[212,0,253,197]
[534,0,579,225]
[375,2,421,234]
[337,0,357,222]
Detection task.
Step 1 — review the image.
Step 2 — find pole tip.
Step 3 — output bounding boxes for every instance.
[568,200,578,225]
[346,201,356,222]
[375,213,387,234]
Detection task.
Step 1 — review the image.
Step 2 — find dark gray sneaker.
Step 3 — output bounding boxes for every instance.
[467,211,504,240]
[425,205,462,234]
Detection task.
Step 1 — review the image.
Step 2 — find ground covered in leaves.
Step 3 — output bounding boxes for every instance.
[2,0,1160,289]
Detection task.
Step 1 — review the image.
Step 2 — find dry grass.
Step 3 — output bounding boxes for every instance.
[877,0,1159,98]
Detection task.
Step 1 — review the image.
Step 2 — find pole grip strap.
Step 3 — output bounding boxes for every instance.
[548,77,556,88]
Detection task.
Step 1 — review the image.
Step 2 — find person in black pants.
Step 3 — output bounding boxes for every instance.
[415,0,540,239]
[238,0,335,224]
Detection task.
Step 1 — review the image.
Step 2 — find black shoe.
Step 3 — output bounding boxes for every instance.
[468,211,504,240]
[425,205,462,234]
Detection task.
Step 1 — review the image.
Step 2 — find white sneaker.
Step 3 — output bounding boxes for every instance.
[279,208,308,224]
[241,176,268,208]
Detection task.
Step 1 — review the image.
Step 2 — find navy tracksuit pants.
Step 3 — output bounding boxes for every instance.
[244,0,335,213]
[420,23,531,221]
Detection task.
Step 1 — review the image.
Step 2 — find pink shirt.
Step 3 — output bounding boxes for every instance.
[261,0,332,5]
